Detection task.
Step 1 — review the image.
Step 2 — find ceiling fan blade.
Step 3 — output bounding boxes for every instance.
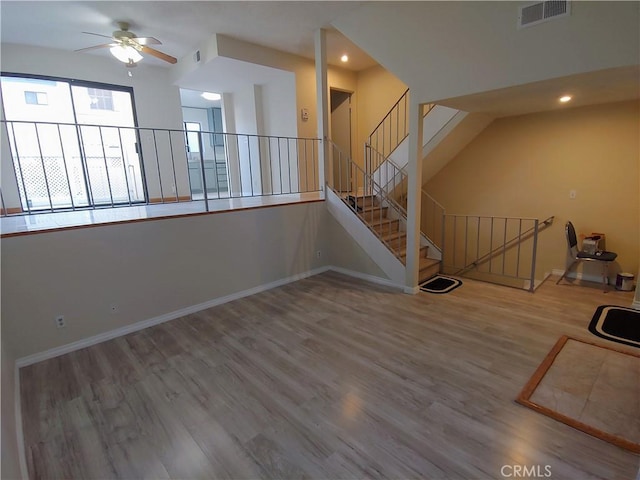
[134,37,161,46]
[74,43,114,52]
[141,45,177,64]
[81,31,114,40]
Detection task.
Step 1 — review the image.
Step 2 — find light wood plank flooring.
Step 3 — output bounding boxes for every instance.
[20,272,640,479]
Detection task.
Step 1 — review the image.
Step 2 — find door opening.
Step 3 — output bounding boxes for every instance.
[330,89,352,193]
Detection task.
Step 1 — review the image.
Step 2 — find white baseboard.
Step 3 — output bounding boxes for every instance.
[16,266,333,368]
[631,301,640,310]
[523,271,551,291]
[328,265,405,291]
[552,268,612,285]
[15,265,404,368]
[404,285,421,294]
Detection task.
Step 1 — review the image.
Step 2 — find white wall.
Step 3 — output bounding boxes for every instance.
[1,44,183,129]
[334,1,640,104]
[1,44,188,204]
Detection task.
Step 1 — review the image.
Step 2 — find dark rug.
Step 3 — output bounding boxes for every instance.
[588,305,640,349]
[419,275,462,294]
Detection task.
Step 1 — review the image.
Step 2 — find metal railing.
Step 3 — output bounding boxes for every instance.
[1,119,321,216]
[365,90,436,176]
[442,214,554,292]
[327,140,410,263]
[365,144,446,256]
[366,88,409,175]
[421,188,446,251]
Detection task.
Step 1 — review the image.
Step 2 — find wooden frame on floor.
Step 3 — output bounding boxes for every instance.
[516,335,640,454]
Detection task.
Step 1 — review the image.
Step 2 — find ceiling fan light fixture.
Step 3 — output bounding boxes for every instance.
[110,45,143,64]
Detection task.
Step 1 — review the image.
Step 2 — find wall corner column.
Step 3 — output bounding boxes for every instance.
[315,28,329,192]
[404,100,424,294]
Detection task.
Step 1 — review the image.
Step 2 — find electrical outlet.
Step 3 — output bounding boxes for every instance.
[316,250,322,259]
[55,315,65,328]
[569,190,577,199]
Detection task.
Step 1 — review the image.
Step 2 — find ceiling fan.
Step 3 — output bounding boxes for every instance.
[75,21,177,66]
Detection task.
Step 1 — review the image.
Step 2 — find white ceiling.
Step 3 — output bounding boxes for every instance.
[180,89,221,109]
[0,1,377,71]
[440,66,640,118]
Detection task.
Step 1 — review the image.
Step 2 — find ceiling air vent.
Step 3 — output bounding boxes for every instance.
[518,1,570,28]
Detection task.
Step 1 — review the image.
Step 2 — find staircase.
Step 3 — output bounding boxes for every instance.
[346,192,440,283]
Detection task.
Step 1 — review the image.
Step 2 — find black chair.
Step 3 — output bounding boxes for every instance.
[556,221,617,289]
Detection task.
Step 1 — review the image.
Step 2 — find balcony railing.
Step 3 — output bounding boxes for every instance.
[0,120,321,215]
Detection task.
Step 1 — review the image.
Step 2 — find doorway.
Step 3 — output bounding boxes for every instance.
[1,74,145,210]
[330,89,352,192]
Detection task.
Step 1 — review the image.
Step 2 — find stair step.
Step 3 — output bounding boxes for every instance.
[381,230,406,242]
[358,206,388,221]
[397,245,429,260]
[370,219,400,234]
[347,195,377,208]
[419,258,441,282]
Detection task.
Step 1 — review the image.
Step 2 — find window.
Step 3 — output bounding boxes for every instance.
[185,122,201,153]
[2,74,144,210]
[24,91,48,105]
[87,88,114,111]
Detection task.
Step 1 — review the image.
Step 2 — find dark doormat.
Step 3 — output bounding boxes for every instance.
[419,276,462,294]
[588,305,640,349]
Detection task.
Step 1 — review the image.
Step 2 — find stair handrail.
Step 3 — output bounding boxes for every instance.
[444,214,555,292]
[326,139,410,263]
[363,143,446,255]
[363,144,408,215]
[366,88,409,174]
[453,214,554,275]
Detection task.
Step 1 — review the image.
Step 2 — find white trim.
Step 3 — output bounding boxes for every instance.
[404,285,421,295]
[329,266,404,291]
[16,266,331,368]
[631,301,640,311]
[14,265,403,368]
[552,268,612,285]
[15,363,28,479]
[523,271,551,291]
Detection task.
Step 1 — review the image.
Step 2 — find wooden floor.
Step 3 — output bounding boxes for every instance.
[20,272,640,479]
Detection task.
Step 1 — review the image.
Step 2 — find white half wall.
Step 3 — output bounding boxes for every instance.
[326,188,405,284]
[1,202,328,360]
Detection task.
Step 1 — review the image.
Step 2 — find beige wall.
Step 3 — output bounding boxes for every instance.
[354,65,408,166]
[0,200,393,360]
[426,100,640,278]
[212,34,358,141]
[1,203,329,359]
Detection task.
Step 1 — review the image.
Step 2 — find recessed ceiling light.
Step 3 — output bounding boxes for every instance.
[559,95,572,103]
[201,92,221,101]
[341,54,349,63]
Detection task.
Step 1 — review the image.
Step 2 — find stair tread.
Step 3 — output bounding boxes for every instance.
[397,245,429,258]
[381,231,406,242]
[419,257,440,269]
[359,205,387,213]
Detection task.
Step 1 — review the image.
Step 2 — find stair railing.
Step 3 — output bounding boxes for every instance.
[327,140,410,263]
[421,188,446,252]
[363,144,408,214]
[365,143,447,256]
[442,214,555,292]
[366,88,409,175]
